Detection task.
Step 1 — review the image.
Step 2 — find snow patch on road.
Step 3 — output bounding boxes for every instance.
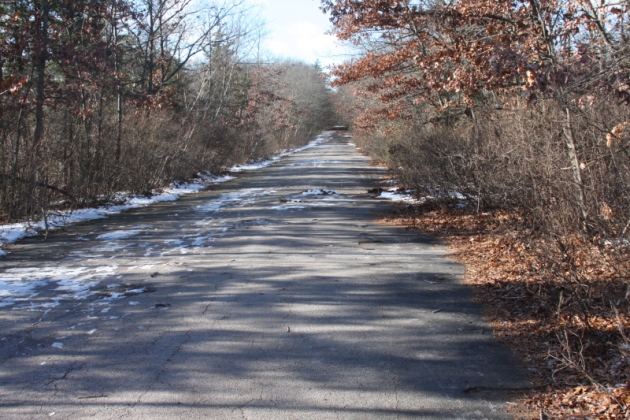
[302,189,338,196]
[276,204,307,211]
[0,265,118,309]
[275,190,351,211]
[96,230,142,241]
[196,189,274,213]
[286,160,344,167]
[0,174,235,255]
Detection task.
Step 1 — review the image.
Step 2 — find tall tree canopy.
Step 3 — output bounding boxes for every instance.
[322,0,630,107]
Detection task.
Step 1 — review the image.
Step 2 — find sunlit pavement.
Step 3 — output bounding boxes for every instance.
[0,133,525,419]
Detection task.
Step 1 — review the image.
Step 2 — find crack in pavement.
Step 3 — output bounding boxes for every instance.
[134,331,192,405]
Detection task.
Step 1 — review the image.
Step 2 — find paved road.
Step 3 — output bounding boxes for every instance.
[0,133,525,419]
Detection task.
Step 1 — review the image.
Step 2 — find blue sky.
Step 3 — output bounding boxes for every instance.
[251,0,352,69]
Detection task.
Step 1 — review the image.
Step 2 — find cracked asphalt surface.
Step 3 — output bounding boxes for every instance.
[0,133,525,419]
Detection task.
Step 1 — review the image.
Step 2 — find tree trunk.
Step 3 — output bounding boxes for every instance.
[30,0,50,214]
[563,107,588,229]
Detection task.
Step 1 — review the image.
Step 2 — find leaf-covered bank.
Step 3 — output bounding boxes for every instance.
[384,204,629,418]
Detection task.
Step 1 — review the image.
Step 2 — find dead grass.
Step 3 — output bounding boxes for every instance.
[384,202,630,419]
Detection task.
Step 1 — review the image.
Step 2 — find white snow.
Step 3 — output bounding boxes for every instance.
[91,243,129,253]
[275,190,349,211]
[0,265,118,309]
[196,189,274,213]
[286,160,344,167]
[377,187,472,204]
[51,342,63,349]
[0,173,235,255]
[191,235,213,247]
[302,189,338,196]
[55,280,101,300]
[228,157,281,173]
[96,230,141,241]
[275,204,307,211]
[378,190,418,203]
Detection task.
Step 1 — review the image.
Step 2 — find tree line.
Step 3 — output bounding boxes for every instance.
[0,0,337,222]
[323,0,630,240]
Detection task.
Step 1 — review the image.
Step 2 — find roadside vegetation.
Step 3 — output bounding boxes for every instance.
[0,0,337,224]
[323,0,630,417]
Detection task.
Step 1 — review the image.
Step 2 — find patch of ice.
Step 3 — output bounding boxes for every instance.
[196,189,274,213]
[91,243,129,253]
[13,301,59,311]
[275,190,350,211]
[65,250,105,260]
[129,301,140,306]
[51,342,63,349]
[276,205,307,211]
[87,329,97,335]
[0,265,119,309]
[94,265,118,273]
[0,299,16,308]
[196,201,223,213]
[143,248,158,257]
[228,157,280,173]
[302,189,338,196]
[286,160,344,167]
[191,236,213,247]
[96,230,141,241]
[55,280,100,300]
